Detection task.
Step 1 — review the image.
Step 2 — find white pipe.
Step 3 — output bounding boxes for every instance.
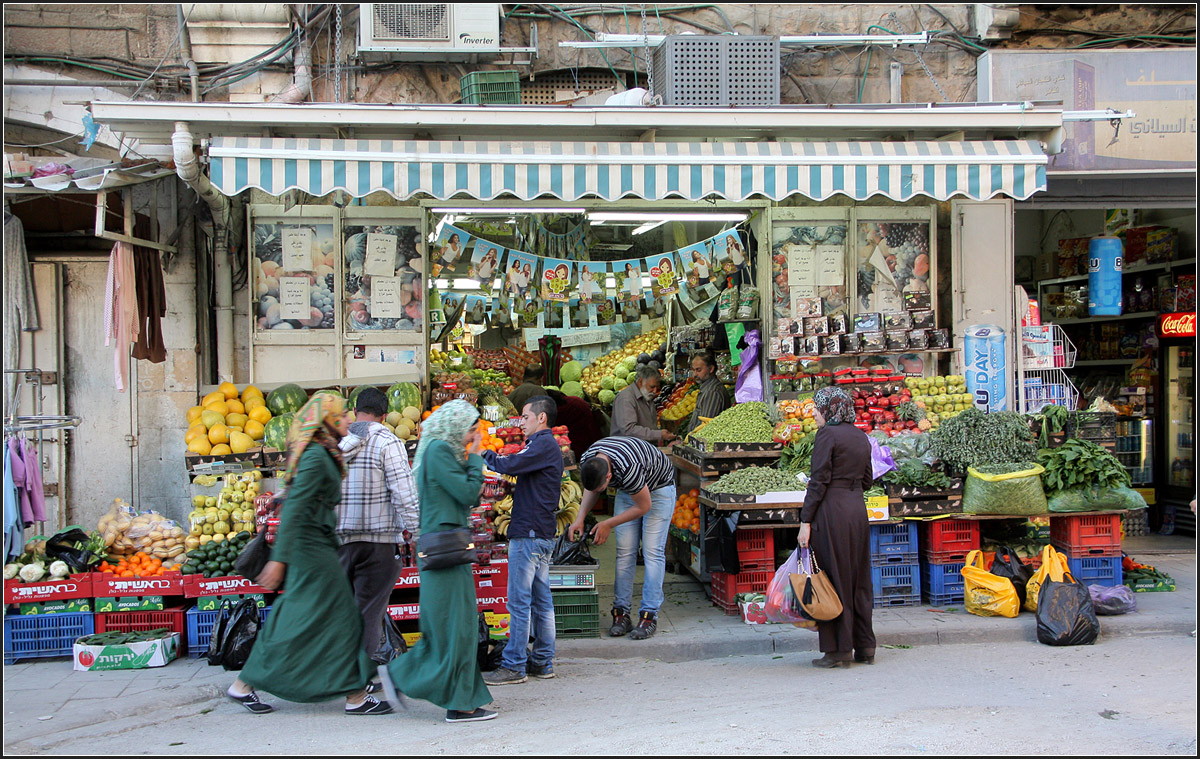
[270,33,311,104]
[172,121,233,383]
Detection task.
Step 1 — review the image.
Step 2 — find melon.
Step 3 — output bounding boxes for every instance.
[263,413,294,450]
[387,382,422,413]
[229,431,255,454]
[402,406,421,423]
[267,383,308,416]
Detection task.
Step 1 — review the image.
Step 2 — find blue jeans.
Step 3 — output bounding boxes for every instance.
[613,484,677,615]
[501,536,556,674]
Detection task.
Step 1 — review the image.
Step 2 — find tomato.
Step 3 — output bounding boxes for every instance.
[78,650,95,667]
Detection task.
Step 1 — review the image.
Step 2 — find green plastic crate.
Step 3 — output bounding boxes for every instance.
[460,71,521,105]
[553,589,599,639]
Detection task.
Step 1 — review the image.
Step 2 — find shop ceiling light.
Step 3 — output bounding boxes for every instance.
[632,220,668,236]
[586,212,748,222]
[430,207,586,214]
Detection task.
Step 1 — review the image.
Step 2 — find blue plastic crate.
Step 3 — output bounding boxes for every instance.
[921,561,966,597]
[870,523,918,557]
[1066,556,1123,587]
[871,551,918,567]
[871,562,920,599]
[922,590,963,607]
[873,593,921,608]
[186,605,272,658]
[4,611,94,664]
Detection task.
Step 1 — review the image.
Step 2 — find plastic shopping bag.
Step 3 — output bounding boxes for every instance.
[869,437,897,480]
[734,329,763,403]
[990,545,1034,608]
[1024,545,1066,613]
[1036,568,1100,646]
[1089,584,1137,616]
[963,464,1048,516]
[961,549,1020,618]
[764,548,805,623]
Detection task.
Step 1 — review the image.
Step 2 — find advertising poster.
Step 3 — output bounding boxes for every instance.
[613,259,644,305]
[468,240,504,294]
[516,298,542,328]
[578,261,608,306]
[541,257,574,303]
[595,296,619,327]
[504,250,538,304]
[464,294,489,325]
[569,297,593,328]
[715,229,749,274]
[856,221,931,313]
[430,224,472,278]
[645,253,680,299]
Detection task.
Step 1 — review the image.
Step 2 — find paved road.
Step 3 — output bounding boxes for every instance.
[6,633,1195,755]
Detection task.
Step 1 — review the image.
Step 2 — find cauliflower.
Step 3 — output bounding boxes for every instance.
[19,562,46,583]
[49,560,70,580]
[3,563,20,581]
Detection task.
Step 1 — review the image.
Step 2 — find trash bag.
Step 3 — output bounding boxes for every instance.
[1089,584,1137,616]
[990,545,1035,608]
[1024,545,1066,613]
[704,511,740,575]
[764,548,805,623]
[963,464,1048,516]
[374,614,409,663]
[477,612,506,672]
[208,599,261,671]
[1047,485,1149,513]
[961,550,1020,618]
[1036,570,1100,646]
[205,600,234,667]
[551,532,596,566]
[45,528,102,573]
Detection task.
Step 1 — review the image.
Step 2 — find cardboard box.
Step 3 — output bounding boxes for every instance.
[1034,250,1057,281]
[74,633,180,671]
[739,599,769,625]
[94,596,165,612]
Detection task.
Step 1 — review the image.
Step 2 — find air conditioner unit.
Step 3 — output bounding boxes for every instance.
[358,3,501,60]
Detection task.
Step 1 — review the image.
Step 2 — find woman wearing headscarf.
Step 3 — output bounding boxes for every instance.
[230,392,390,715]
[376,400,496,723]
[797,387,877,669]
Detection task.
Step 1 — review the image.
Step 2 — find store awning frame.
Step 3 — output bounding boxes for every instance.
[209,138,1048,203]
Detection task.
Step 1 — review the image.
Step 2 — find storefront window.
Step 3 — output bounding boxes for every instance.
[342,223,424,332]
[252,220,338,331]
[771,223,849,321]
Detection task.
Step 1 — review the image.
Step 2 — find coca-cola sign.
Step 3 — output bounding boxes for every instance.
[1159,312,1196,338]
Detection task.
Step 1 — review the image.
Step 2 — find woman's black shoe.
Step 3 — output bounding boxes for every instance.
[811,655,851,669]
[228,689,275,714]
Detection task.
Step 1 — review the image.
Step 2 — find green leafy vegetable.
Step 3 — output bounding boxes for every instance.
[930,408,1037,474]
[1037,438,1132,495]
[883,460,955,489]
[779,432,816,473]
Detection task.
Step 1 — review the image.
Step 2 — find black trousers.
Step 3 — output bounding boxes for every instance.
[337,541,402,664]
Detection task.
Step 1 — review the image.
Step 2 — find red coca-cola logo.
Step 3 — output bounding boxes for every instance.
[1159,312,1196,338]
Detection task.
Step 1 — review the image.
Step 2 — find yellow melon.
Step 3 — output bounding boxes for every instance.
[244,419,266,440]
[200,410,226,429]
[186,406,205,424]
[248,405,272,424]
[188,436,213,455]
[242,385,264,401]
[202,391,225,407]
[226,412,249,429]
[208,424,229,445]
[219,381,239,400]
[186,423,208,443]
[205,400,230,417]
[210,444,233,456]
[229,431,255,454]
[225,399,245,415]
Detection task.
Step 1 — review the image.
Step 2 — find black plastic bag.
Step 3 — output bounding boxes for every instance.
[207,599,262,670]
[1036,574,1100,646]
[374,614,408,663]
[234,531,272,585]
[45,528,102,572]
[477,611,507,672]
[205,600,234,667]
[704,511,740,575]
[552,533,596,566]
[990,545,1034,607]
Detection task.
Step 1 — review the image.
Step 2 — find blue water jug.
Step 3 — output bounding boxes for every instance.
[1088,237,1124,316]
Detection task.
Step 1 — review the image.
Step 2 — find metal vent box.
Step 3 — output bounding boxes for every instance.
[651,35,780,106]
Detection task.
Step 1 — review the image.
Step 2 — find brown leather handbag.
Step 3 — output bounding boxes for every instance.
[790,548,843,621]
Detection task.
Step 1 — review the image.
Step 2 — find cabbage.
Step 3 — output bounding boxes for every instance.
[600,375,615,391]
[621,356,639,373]
[627,371,638,385]
[598,389,616,405]
[19,562,45,583]
[561,381,584,398]
[613,377,628,392]
[560,361,583,383]
[49,560,70,579]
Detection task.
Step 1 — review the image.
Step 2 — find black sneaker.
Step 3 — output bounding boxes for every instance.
[375,665,408,712]
[483,667,526,686]
[446,708,498,723]
[527,662,556,679]
[609,607,633,637]
[628,611,658,640]
[345,695,393,715]
[366,679,384,694]
[228,688,275,714]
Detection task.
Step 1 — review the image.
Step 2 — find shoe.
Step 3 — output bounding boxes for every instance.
[375,665,408,712]
[854,653,875,665]
[811,655,851,669]
[366,680,384,694]
[345,695,394,715]
[228,688,275,714]
[609,607,633,637]
[628,611,658,641]
[527,662,556,680]
[483,667,527,686]
[446,708,498,723]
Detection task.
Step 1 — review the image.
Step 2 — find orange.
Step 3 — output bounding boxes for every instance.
[219,381,239,400]
[205,400,230,417]
[225,399,246,415]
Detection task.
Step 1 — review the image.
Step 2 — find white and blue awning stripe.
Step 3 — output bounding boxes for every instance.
[209,138,1047,202]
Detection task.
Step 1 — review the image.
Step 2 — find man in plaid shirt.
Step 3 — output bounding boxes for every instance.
[337,387,420,670]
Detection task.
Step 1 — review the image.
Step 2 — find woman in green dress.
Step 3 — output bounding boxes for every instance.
[377,400,497,723]
[229,392,392,715]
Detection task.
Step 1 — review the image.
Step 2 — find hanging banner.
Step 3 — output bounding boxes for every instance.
[504,249,538,304]
[464,294,489,325]
[577,261,608,306]
[646,253,680,299]
[430,224,472,278]
[541,257,574,303]
[516,299,542,328]
[611,259,643,305]
[468,240,504,294]
[595,296,620,327]
[491,296,512,329]
[715,230,749,274]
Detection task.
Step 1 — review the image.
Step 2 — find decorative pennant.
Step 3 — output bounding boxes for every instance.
[679,241,718,290]
[516,298,542,328]
[596,296,619,327]
[578,261,608,306]
[613,259,644,305]
[541,257,574,303]
[646,253,680,299]
[468,240,504,295]
[464,294,489,325]
[714,229,749,274]
[430,224,472,278]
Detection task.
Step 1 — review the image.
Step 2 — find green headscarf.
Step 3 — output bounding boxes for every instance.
[281,391,347,486]
[412,399,480,477]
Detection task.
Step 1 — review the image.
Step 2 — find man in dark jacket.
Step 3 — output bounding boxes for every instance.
[508,364,544,412]
[687,352,731,434]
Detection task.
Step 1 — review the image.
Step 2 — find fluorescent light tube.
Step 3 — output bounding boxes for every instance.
[632,220,668,236]
[431,207,586,214]
[587,212,748,222]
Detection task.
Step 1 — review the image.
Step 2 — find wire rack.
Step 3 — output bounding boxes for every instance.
[1020,324,1077,370]
[1021,368,1080,412]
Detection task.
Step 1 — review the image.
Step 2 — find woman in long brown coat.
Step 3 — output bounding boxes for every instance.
[797,387,877,668]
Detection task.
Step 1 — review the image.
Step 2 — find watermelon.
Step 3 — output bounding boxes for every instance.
[387,382,422,413]
[266,383,308,416]
[263,413,294,450]
[346,385,371,412]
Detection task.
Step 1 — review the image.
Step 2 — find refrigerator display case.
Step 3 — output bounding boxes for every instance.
[1116,418,1154,486]
[1164,345,1194,491]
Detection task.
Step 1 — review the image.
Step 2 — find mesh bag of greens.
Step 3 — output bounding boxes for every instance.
[962,462,1048,516]
[1047,484,1148,513]
[717,284,740,321]
[736,287,760,320]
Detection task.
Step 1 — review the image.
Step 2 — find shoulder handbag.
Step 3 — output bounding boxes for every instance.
[416,528,477,571]
[789,547,843,621]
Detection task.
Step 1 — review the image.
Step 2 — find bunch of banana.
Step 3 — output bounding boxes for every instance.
[555,478,582,537]
[492,495,513,537]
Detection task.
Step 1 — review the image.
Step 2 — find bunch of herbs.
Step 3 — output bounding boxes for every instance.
[1037,438,1132,495]
[930,408,1037,474]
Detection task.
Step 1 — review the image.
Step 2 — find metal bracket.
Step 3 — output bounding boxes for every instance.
[124,434,138,447]
[95,190,178,254]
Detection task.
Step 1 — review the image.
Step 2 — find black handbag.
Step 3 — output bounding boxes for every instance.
[235,531,272,583]
[416,528,477,570]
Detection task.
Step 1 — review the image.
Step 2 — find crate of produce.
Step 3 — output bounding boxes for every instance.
[735,528,775,570]
[549,564,596,590]
[710,569,774,615]
[1065,556,1123,587]
[4,611,94,664]
[920,519,980,563]
[869,522,918,558]
[4,574,94,606]
[699,489,757,505]
[1050,513,1122,557]
[460,70,521,105]
[871,550,917,567]
[92,571,184,598]
[920,561,965,605]
[94,607,189,652]
[74,631,180,671]
[186,605,273,657]
[871,562,921,604]
[886,496,962,517]
[552,589,600,639]
[1066,412,1117,441]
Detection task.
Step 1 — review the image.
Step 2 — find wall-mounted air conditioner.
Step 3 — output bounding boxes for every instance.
[358,3,501,60]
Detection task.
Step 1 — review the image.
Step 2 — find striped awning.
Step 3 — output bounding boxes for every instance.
[209,138,1048,202]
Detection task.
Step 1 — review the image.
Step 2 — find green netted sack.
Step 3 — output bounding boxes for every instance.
[1047,485,1148,513]
[963,463,1048,516]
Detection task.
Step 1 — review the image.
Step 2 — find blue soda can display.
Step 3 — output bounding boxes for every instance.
[964,324,1007,412]
[1088,237,1124,316]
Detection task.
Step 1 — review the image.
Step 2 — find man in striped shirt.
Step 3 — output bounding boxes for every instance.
[572,437,677,640]
[687,352,731,434]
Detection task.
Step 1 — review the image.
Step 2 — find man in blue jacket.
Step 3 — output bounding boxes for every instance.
[481,395,564,685]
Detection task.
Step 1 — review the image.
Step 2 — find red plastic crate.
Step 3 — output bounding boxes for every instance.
[4,575,93,605]
[710,569,773,615]
[1050,514,1122,557]
[735,528,775,570]
[920,519,980,563]
[94,607,188,652]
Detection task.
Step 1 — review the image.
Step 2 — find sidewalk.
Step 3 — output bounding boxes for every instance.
[3,537,1194,752]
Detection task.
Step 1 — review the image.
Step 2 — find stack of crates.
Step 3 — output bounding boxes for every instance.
[869,523,920,607]
[708,528,776,615]
[918,519,981,607]
[459,71,521,105]
[1051,513,1124,587]
[1068,412,1118,451]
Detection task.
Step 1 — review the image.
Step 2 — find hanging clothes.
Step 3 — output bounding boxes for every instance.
[104,241,140,391]
[4,443,23,561]
[17,438,46,524]
[131,244,167,363]
[3,208,41,414]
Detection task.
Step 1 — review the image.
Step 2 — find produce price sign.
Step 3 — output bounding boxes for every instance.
[3,575,93,604]
[370,276,404,318]
[363,233,398,277]
[281,227,313,271]
[278,277,311,320]
[92,570,184,597]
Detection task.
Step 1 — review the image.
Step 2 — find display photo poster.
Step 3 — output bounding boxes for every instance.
[464,294,489,325]
[504,249,539,304]
[596,296,619,327]
[468,240,504,294]
[646,253,680,299]
[613,259,644,305]
[578,261,607,306]
[716,229,749,273]
[856,221,931,312]
[541,257,574,303]
[430,224,472,278]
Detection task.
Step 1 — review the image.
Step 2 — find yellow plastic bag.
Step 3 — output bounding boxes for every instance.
[1024,545,1069,613]
[961,549,1021,618]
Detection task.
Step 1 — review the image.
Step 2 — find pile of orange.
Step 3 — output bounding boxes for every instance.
[97,552,173,577]
[672,489,701,533]
[477,420,504,453]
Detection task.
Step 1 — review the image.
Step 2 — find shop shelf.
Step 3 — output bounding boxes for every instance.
[869,523,918,558]
[552,589,599,639]
[710,569,773,615]
[1066,556,1123,587]
[459,71,521,105]
[921,561,965,599]
[186,605,273,658]
[735,528,775,570]
[4,611,94,664]
[1050,513,1122,557]
[871,562,920,600]
[94,608,188,653]
[920,519,980,563]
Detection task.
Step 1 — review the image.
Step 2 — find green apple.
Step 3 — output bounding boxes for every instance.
[192,495,207,508]
[204,496,218,509]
